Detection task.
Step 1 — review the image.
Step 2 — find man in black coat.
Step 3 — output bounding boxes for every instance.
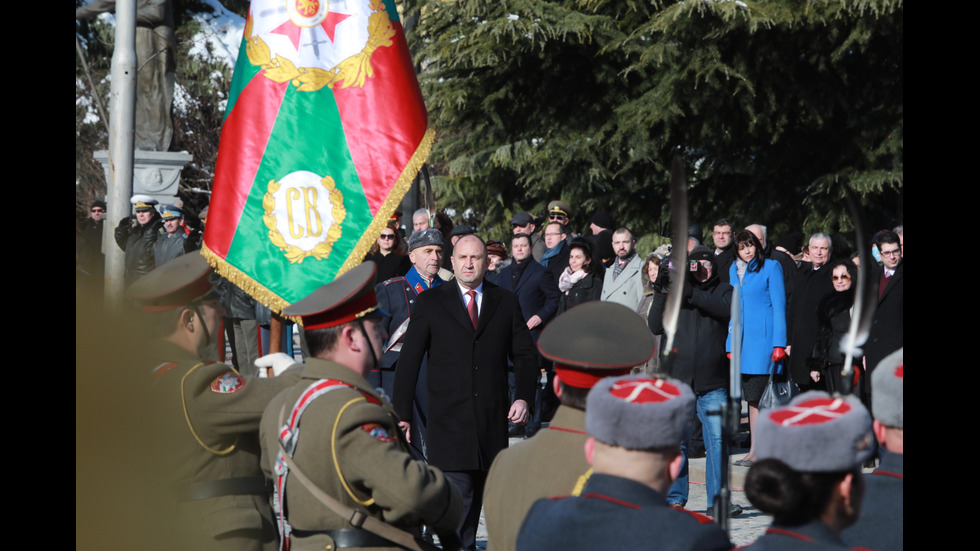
[712,218,736,284]
[77,200,106,294]
[498,232,561,436]
[114,195,164,286]
[864,231,903,397]
[496,233,560,343]
[647,246,738,516]
[786,232,835,390]
[393,234,537,550]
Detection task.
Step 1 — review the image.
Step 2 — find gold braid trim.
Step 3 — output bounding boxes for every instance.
[181,362,239,455]
[339,127,435,276]
[332,397,376,507]
[571,467,593,496]
[200,245,297,321]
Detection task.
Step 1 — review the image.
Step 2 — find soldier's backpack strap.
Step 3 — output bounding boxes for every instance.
[274,379,351,550]
[273,378,439,551]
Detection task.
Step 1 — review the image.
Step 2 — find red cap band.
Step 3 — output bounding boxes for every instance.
[554,363,632,389]
[303,290,380,330]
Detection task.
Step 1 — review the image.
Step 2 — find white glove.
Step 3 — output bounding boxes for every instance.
[255,352,297,377]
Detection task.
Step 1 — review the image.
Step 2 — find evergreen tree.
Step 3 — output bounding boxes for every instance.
[406,0,903,247]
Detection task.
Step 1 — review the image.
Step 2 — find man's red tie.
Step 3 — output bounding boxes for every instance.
[466,290,479,329]
[879,271,891,300]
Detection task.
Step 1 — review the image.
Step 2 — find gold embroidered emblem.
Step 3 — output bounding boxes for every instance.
[264,172,346,263]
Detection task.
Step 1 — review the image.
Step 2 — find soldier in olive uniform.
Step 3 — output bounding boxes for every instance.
[484,302,656,551]
[126,253,303,550]
[515,375,731,551]
[259,262,463,551]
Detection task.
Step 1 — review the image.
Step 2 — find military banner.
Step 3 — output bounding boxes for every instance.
[202,0,431,313]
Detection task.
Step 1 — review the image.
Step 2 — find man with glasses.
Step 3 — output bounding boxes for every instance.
[77,200,107,291]
[865,230,903,388]
[712,218,735,283]
[546,200,572,227]
[541,222,571,280]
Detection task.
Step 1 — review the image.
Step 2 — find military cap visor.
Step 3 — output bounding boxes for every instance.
[125,253,216,311]
[284,262,390,330]
[131,194,158,211]
[538,302,655,388]
[160,205,185,220]
[548,200,571,218]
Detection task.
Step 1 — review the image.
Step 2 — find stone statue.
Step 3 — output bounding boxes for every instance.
[77,0,176,151]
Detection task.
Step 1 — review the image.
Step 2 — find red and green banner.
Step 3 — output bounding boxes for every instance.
[202,0,431,313]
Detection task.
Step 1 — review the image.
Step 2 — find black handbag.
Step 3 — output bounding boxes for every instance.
[759,360,798,410]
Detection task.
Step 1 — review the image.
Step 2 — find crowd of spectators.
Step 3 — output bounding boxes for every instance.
[80,195,903,550]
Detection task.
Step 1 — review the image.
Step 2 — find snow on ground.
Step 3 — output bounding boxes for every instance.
[187,0,247,70]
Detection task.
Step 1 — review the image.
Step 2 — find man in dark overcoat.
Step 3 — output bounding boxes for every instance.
[393,234,537,550]
[864,230,904,389]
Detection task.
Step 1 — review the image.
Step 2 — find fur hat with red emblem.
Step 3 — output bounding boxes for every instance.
[585,374,695,450]
[871,347,903,429]
[757,391,873,472]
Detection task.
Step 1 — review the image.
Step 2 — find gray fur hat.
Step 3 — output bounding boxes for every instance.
[585,375,695,450]
[407,228,445,251]
[872,348,903,428]
[756,391,874,472]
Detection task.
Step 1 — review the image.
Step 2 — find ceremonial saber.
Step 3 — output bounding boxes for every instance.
[716,284,743,533]
[660,155,688,376]
[840,185,876,395]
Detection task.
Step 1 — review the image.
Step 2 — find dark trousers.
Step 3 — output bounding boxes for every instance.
[444,470,487,551]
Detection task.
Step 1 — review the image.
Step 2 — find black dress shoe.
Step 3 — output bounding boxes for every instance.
[706,503,743,518]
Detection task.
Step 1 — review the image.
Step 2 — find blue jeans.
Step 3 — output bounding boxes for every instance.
[667,387,727,508]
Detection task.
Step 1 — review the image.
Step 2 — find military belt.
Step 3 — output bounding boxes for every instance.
[290,528,399,549]
[178,476,270,502]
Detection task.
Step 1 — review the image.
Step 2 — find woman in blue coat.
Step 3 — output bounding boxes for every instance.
[728,230,787,464]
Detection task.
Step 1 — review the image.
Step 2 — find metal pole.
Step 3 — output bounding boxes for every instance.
[104,0,138,310]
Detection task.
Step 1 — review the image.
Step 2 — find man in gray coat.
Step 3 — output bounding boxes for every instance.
[600,228,644,311]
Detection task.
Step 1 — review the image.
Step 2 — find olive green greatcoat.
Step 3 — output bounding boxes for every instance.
[483,406,592,551]
[259,358,462,551]
[151,341,302,550]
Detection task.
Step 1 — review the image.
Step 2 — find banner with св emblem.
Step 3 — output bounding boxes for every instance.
[202,0,431,314]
